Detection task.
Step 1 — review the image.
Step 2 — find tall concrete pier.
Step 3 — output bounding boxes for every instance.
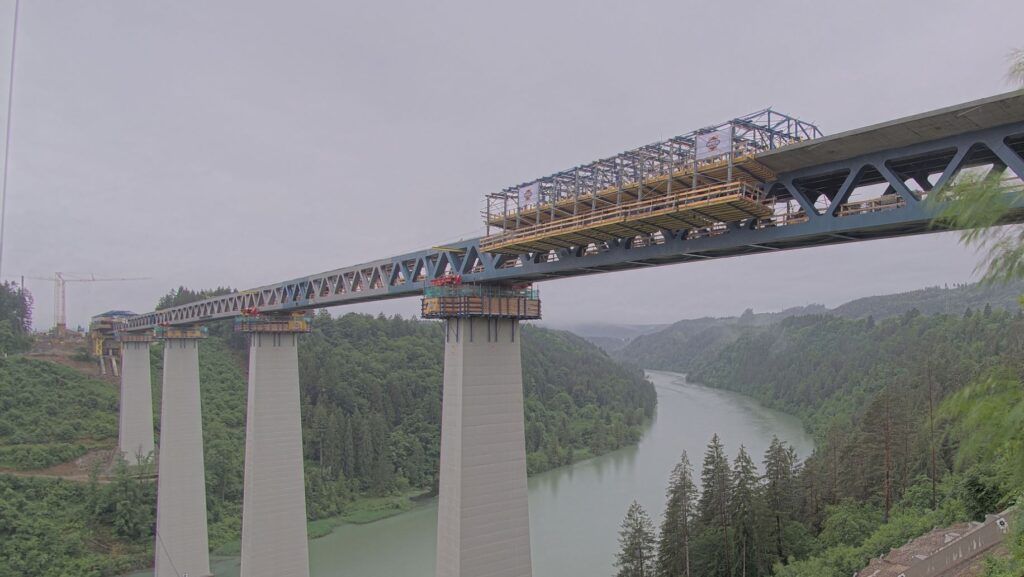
[238,315,311,577]
[423,286,541,577]
[154,327,211,577]
[117,334,155,465]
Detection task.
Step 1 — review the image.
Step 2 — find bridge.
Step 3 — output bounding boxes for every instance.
[110,90,1024,577]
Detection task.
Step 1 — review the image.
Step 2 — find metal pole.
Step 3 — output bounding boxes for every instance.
[616,163,623,206]
[727,124,735,182]
[669,147,676,209]
[637,155,644,202]
[515,191,521,229]
[692,135,699,190]
[535,185,541,224]
[0,0,22,281]
[485,197,491,237]
[573,168,579,216]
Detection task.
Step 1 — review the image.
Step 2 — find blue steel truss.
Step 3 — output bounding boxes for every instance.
[122,113,1024,331]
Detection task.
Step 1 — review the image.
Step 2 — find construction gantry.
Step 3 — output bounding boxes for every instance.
[118,90,1024,332]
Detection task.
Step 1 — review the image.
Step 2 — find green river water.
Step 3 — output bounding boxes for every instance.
[142,370,814,577]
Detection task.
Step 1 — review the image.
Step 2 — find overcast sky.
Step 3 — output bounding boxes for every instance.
[1,0,1022,331]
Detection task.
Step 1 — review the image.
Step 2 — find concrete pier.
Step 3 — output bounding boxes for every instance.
[239,330,310,577]
[117,337,154,465]
[435,317,533,577]
[154,331,211,577]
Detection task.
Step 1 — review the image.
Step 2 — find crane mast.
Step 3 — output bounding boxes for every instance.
[26,272,148,337]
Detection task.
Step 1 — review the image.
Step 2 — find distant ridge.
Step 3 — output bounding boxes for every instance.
[608,280,1024,371]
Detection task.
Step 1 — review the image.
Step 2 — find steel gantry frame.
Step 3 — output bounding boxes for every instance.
[482,108,822,234]
[121,91,1024,331]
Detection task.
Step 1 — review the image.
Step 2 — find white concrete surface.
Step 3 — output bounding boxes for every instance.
[436,317,533,577]
[240,332,310,577]
[118,341,155,465]
[154,338,211,577]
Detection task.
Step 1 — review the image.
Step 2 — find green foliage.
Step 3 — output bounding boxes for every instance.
[927,171,1024,284]
[0,357,118,469]
[0,282,32,354]
[155,285,235,310]
[616,500,657,577]
[980,511,1024,577]
[297,314,655,501]
[940,370,1024,500]
[731,446,768,577]
[0,474,152,577]
[816,501,882,549]
[657,451,698,577]
[0,310,655,574]
[614,281,1024,374]
[639,302,1023,575]
[0,443,88,469]
[772,507,945,577]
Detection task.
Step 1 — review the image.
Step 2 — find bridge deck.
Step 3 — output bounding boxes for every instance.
[120,90,1024,331]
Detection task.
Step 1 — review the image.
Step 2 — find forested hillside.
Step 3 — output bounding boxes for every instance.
[295,311,656,517]
[616,306,1024,577]
[0,294,655,576]
[615,280,1024,373]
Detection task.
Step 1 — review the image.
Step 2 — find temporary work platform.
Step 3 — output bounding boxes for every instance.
[481,109,822,255]
[421,285,541,319]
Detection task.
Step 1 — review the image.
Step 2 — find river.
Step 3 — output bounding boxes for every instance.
[183,370,815,577]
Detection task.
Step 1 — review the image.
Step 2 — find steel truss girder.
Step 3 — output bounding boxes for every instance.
[122,122,1024,331]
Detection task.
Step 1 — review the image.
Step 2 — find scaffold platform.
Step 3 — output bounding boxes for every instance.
[482,108,821,255]
[481,180,772,254]
[421,285,541,319]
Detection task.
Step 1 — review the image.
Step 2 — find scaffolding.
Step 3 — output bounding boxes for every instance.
[421,284,541,319]
[481,109,821,254]
[234,311,312,333]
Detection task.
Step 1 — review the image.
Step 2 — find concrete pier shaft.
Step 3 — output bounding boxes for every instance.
[435,316,533,577]
[239,330,310,577]
[117,337,155,465]
[154,333,211,577]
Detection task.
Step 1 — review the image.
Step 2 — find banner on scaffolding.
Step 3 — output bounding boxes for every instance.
[518,183,540,208]
[695,128,733,161]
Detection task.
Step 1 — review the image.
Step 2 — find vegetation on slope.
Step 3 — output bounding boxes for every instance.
[613,281,1024,374]
[0,357,119,469]
[0,287,656,576]
[614,307,1023,577]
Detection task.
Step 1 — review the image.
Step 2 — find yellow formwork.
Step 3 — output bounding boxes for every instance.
[480,180,772,255]
[487,155,776,231]
[422,295,542,319]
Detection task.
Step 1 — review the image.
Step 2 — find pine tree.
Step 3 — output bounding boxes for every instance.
[616,500,657,577]
[696,434,733,577]
[730,446,764,577]
[763,437,797,566]
[657,451,698,577]
[341,417,355,478]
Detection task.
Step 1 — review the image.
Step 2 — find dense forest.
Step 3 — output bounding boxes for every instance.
[612,280,1024,372]
[614,306,1024,577]
[0,286,655,576]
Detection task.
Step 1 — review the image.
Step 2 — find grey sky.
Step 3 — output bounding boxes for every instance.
[1,0,1022,330]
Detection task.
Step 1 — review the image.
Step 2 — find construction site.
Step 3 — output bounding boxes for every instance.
[481,109,823,255]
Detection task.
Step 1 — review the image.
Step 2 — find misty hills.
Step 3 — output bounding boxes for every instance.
[603,280,1024,372]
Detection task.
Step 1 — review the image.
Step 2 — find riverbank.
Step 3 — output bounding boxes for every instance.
[208,488,432,556]
[193,371,811,577]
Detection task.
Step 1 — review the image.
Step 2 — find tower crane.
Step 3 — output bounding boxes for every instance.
[26,272,149,337]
